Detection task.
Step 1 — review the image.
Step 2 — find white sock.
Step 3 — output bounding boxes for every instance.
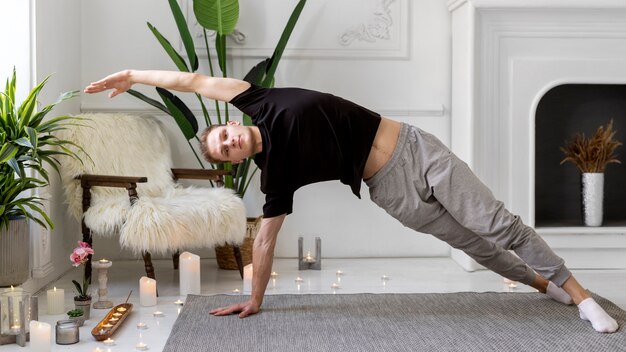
[546,281,573,305]
[578,297,619,333]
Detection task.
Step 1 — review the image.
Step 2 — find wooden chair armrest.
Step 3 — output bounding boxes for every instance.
[171,168,231,181]
[76,174,148,189]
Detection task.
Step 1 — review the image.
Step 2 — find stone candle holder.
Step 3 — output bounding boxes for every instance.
[298,237,321,270]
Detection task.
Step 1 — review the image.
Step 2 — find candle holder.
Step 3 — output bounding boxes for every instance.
[0,291,37,346]
[91,259,113,309]
[298,237,321,270]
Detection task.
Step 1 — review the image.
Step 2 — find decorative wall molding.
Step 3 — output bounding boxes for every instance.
[339,0,396,46]
[182,0,409,59]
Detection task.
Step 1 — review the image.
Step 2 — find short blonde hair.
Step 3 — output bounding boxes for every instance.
[199,124,225,164]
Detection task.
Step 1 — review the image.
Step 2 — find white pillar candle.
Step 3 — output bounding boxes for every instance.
[139,277,157,307]
[179,251,200,296]
[29,321,51,352]
[243,264,253,293]
[46,287,64,315]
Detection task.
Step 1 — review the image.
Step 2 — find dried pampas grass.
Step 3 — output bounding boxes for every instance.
[560,120,622,173]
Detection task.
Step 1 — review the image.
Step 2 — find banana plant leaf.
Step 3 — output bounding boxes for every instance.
[127,89,170,115]
[215,33,228,76]
[243,58,270,86]
[193,0,239,35]
[156,87,199,140]
[168,0,199,72]
[148,22,190,72]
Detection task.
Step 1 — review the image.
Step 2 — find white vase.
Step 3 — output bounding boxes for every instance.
[581,173,604,227]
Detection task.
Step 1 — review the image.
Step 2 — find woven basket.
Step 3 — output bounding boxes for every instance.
[215,216,262,270]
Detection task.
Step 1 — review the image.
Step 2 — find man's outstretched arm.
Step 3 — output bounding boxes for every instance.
[209,214,286,318]
[84,69,250,102]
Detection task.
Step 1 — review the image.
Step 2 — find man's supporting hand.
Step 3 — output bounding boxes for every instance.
[209,300,260,318]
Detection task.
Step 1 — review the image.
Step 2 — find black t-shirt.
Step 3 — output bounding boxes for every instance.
[230,85,381,218]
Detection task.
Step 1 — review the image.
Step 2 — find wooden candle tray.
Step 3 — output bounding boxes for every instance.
[91,303,133,341]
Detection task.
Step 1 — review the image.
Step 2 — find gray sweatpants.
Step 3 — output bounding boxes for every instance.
[365,123,571,286]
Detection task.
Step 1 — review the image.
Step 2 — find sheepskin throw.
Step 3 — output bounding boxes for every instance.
[58,113,246,254]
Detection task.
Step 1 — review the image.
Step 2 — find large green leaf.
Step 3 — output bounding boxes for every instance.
[169,0,199,72]
[127,89,170,114]
[156,87,198,140]
[215,33,227,75]
[147,22,190,72]
[193,0,239,35]
[243,58,270,85]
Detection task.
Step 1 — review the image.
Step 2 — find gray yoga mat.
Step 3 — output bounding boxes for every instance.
[164,292,626,352]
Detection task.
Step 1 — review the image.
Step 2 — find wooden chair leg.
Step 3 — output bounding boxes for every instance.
[142,251,156,280]
[233,245,244,279]
[172,250,180,270]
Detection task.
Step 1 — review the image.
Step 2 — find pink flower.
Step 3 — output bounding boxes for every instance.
[70,242,93,267]
[77,241,94,255]
[70,252,83,267]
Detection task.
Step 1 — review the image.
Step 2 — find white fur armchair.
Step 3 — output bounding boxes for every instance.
[59,113,246,281]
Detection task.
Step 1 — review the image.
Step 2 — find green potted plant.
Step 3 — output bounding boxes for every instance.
[70,241,94,319]
[0,68,79,286]
[128,0,307,269]
[66,308,85,327]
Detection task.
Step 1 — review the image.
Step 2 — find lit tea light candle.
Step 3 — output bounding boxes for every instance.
[294,276,304,283]
[98,259,111,264]
[304,251,315,263]
[116,307,127,312]
[508,282,518,288]
[136,342,148,351]
[232,288,241,294]
[153,311,164,317]
[381,275,390,281]
[336,270,344,276]
[102,323,113,328]
[330,282,341,289]
[109,317,119,323]
[174,299,184,306]
[270,271,279,278]
[136,322,147,329]
[103,337,115,346]
[112,312,122,317]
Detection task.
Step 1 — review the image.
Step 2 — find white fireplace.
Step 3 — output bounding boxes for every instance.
[448,0,626,270]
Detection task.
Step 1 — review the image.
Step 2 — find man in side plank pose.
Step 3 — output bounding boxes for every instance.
[85,69,619,333]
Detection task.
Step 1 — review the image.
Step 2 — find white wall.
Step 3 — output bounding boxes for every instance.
[1,0,82,292]
[29,0,82,291]
[79,0,452,259]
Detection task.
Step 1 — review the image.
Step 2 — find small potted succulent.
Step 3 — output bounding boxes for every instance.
[66,308,85,327]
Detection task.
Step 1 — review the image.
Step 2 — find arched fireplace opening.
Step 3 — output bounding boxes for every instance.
[535,84,626,227]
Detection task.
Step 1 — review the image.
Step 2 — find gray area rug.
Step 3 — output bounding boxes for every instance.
[164,292,626,352]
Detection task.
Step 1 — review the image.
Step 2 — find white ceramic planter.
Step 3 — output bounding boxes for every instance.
[582,173,604,227]
[0,217,30,286]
